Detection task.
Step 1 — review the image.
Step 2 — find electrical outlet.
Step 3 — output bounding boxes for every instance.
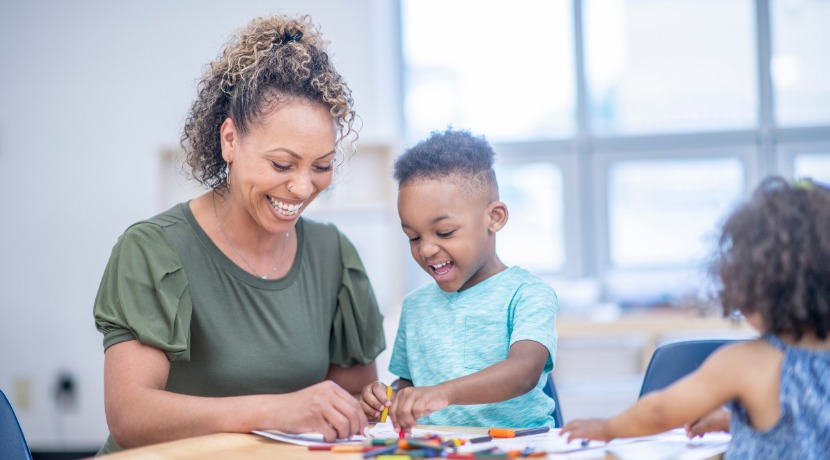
[13,377,32,410]
[55,371,78,412]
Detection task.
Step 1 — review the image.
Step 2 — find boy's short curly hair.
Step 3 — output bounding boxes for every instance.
[393,128,498,197]
[181,14,358,190]
[712,176,830,340]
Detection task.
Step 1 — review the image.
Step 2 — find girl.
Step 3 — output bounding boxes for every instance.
[562,177,830,459]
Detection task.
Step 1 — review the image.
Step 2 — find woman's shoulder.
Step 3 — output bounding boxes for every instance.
[299,216,340,239]
[299,217,359,257]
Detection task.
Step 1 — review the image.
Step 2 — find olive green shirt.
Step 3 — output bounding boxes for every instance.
[93,202,385,453]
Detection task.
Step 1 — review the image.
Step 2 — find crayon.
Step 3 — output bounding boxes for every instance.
[308,445,333,451]
[363,444,400,458]
[331,444,365,453]
[380,385,393,423]
[468,435,492,444]
[487,427,550,438]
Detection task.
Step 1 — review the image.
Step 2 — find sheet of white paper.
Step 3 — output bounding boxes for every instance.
[251,430,363,446]
[606,439,730,460]
[253,423,472,446]
[563,429,731,460]
[457,429,610,455]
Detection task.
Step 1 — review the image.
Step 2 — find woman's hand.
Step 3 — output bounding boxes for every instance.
[685,408,730,438]
[273,380,368,442]
[389,385,451,435]
[359,381,391,420]
[561,418,614,443]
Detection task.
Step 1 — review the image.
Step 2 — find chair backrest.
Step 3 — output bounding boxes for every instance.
[542,373,563,428]
[1,389,33,460]
[639,338,743,398]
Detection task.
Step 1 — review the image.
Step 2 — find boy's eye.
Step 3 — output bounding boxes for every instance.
[272,161,291,172]
[407,235,420,243]
[437,230,455,238]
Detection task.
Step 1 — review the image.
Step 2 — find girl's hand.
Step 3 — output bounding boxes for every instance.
[359,381,391,420]
[685,408,731,438]
[561,418,614,443]
[389,385,450,435]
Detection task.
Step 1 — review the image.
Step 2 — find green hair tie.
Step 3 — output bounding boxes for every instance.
[792,178,815,190]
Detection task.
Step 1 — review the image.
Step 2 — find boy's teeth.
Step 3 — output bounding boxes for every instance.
[431,262,449,269]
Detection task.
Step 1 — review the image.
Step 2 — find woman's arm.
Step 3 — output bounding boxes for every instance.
[105,340,368,448]
[390,340,548,432]
[326,362,378,397]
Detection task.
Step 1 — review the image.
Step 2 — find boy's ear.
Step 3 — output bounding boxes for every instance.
[486,201,509,233]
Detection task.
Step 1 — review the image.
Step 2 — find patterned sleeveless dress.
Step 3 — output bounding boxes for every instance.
[726,334,830,459]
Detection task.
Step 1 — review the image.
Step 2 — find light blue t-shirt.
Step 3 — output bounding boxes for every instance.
[389,266,558,428]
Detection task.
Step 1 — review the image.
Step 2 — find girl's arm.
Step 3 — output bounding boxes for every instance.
[104,340,368,448]
[562,342,771,442]
[390,340,548,432]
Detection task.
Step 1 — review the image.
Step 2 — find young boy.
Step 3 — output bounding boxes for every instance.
[360,129,558,434]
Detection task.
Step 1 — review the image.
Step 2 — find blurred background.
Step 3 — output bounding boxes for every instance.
[1,0,828,456]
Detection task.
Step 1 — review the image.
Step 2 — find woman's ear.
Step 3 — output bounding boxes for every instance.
[219,117,237,162]
[487,201,509,233]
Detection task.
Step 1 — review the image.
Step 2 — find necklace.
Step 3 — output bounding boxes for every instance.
[212,192,290,279]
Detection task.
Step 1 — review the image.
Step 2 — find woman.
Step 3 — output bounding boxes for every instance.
[93,14,385,454]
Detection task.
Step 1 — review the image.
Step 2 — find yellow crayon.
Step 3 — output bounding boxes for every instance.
[380,385,393,423]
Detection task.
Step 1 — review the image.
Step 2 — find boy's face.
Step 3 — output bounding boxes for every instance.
[398,178,507,292]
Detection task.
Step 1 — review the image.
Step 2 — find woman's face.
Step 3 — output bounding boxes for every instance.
[220,99,336,234]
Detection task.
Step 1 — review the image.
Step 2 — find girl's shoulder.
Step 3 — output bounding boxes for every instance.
[703,338,783,379]
[712,338,781,361]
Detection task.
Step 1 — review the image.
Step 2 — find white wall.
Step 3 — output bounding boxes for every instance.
[0,0,403,449]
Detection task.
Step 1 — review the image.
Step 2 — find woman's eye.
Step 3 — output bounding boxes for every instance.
[271,162,291,172]
[314,163,334,173]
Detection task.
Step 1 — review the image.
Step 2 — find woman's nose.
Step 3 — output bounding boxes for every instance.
[289,171,314,197]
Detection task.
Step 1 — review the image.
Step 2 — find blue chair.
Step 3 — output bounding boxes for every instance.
[542,374,563,428]
[1,388,33,460]
[639,338,744,398]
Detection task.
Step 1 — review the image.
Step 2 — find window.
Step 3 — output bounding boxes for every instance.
[583,0,757,134]
[401,0,830,304]
[606,157,744,269]
[794,153,830,183]
[496,162,565,272]
[771,0,830,126]
[402,0,575,142]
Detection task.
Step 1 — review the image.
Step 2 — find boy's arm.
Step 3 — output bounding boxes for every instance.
[439,340,548,404]
[390,341,548,433]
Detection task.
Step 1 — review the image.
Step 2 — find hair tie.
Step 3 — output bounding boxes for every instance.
[282,30,303,44]
[792,178,815,190]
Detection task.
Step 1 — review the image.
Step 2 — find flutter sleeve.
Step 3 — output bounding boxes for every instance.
[93,222,192,362]
[329,230,386,367]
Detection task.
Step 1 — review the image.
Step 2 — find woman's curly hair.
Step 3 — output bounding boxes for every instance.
[181,14,358,189]
[711,176,830,340]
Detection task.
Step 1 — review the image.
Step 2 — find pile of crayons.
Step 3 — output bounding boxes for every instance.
[307,433,549,458]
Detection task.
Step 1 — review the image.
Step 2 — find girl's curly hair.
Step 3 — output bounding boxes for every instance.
[181,14,358,189]
[712,176,830,340]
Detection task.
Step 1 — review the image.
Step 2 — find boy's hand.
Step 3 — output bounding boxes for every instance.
[390,385,450,435]
[359,381,391,420]
[561,418,613,443]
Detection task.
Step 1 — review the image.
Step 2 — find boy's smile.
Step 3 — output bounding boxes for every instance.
[398,178,507,292]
